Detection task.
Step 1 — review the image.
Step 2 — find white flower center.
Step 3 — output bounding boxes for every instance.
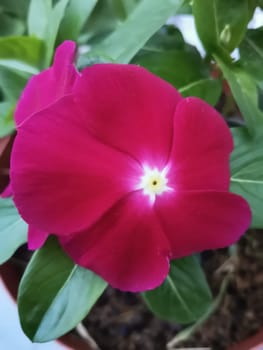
[138,165,171,203]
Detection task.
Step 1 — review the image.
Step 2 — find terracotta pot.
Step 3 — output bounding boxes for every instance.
[229,331,263,350]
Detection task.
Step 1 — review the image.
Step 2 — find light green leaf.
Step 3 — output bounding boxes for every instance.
[193,0,250,55]
[44,0,70,67]
[0,198,28,264]
[231,127,263,228]
[18,237,107,342]
[27,0,52,41]
[215,55,263,135]
[92,0,185,63]
[57,0,97,42]
[0,36,43,73]
[0,102,15,137]
[143,256,212,324]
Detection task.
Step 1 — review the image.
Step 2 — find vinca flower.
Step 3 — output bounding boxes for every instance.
[10,41,251,291]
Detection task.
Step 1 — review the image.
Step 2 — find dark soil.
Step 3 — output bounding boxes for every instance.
[82,230,263,350]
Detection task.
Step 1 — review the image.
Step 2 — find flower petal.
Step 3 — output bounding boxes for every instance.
[1,183,12,198]
[11,96,141,235]
[168,97,233,191]
[27,225,49,250]
[73,64,182,167]
[15,41,79,126]
[60,192,170,292]
[155,190,251,258]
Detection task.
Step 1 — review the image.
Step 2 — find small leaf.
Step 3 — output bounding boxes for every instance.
[231,127,263,228]
[92,0,185,63]
[18,237,107,342]
[143,256,212,324]
[0,198,28,264]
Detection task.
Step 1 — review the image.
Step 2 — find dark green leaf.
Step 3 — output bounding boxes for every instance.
[0,198,28,264]
[179,78,222,106]
[18,237,107,342]
[193,0,250,54]
[231,127,263,228]
[239,27,263,83]
[0,13,25,36]
[92,0,185,63]
[143,256,212,324]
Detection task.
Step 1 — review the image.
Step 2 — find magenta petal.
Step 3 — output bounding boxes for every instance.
[155,190,251,258]
[27,225,49,250]
[11,96,141,234]
[15,41,79,126]
[168,97,233,191]
[74,64,183,167]
[60,193,170,292]
[1,183,12,198]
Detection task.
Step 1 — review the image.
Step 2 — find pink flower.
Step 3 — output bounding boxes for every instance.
[10,41,251,292]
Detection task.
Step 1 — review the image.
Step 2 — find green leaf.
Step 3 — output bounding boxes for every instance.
[239,27,263,84]
[92,0,185,63]
[0,198,28,264]
[0,36,43,74]
[27,0,52,41]
[18,237,107,342]
[179,78,222,106]
[0,13,25,36]
[231,127,263,228]
[143,256,212,324]
[193,0,250,55]
[0,102,15,137]
[215,55,263,135]
[28,0,70,67]
[0,69,29,101]
[111,0,139,20]
[44,0,70,66]
[57,0,97,42]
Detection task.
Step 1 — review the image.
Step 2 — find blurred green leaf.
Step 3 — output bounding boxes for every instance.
[133,26,221,105]
[111,0,139,19]
[143,256,212,323]
[27,0,52,41]
[28,0,70,67]
[18,237,107,342]
[231,127,263,228]
[0,13,25,36]
[179,78,222,106]
[0,69,29,101]
[193,0,250,55]
[91,0,185,63]
[0,102,15,137]
[0,198,28,264]
[57,0,97,43]
[239,27,263,83]
[0,0,30,20]
[0,36,43,73]
[215,55,263,135]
